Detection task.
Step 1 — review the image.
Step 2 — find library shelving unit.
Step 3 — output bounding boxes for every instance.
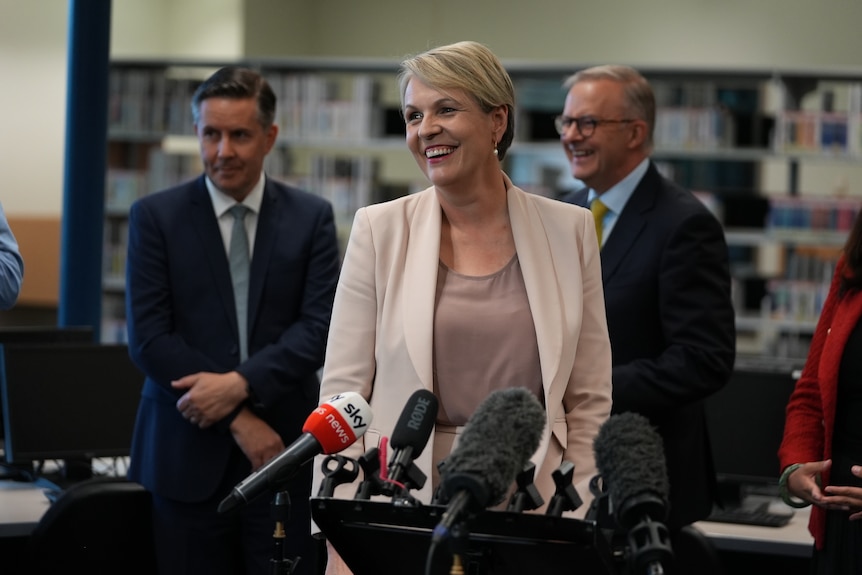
[103,59,862,357]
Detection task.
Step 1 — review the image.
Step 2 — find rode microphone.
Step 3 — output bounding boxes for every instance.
[432,387,545,544]
[218,391,372,513]
[383,389,438,495]
[593,412,672,574]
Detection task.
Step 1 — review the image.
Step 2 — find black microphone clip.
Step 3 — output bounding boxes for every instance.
[507,462,544,513]
[585,474,614,528]
[316,454,359,498]
[383,454,427,499]
[353,448,387,500]
[625,514,673,575]
[545,460,583,517]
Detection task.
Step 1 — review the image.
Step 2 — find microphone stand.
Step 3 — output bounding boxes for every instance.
[507,462,544,513]
[354,448,387,500]
[545,461,583,517]
[269,491,300,575]
[316,454,359,497]
[447,523,469,575]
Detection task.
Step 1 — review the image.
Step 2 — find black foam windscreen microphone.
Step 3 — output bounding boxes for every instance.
[432,387,545,543]
[385,389,439,491]
[593,412,669,528]
[593,412,673,573]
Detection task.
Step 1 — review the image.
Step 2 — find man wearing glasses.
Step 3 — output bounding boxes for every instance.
[558,65,736,531]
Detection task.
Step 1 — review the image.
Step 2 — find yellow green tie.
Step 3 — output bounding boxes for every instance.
[590,197,609,245]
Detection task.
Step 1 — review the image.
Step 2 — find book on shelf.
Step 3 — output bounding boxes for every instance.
[654,107,735,150]
[767,195,859,235]
[106,169,148,212]
[270,72,382,141]
[309,154,379,220]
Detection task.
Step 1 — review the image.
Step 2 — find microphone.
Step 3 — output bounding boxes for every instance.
[384,389,438,495]
[593,412,673,574]
[218,391,372,514]
[432,387,545,544]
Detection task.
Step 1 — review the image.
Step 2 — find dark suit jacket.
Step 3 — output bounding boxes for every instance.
[562,162,736,528]
[125,175,340,503]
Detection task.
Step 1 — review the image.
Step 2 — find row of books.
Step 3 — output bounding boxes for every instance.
[103,218,128,287]
[653,107,736,150]
[766,195,859,233]
[767,279,832,325]
[765,246,838,324]
[107,66,743,149]
[108,68,200,135]
[108,67,384,141]
[772,82,862,156]
[268,72,383,141]
[105,147,293,211]
[773,111,862,156]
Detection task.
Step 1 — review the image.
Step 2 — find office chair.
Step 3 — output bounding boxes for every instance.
[29,476,156,575]
[672,524,725,575]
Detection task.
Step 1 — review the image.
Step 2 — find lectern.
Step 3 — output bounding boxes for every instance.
[311,497,616,575]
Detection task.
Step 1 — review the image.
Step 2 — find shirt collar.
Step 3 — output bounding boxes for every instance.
[587,158,650,213]
[206,172,265,217]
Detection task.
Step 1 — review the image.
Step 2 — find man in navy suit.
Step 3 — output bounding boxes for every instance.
[126,67,340,575]
[557,65,736,530]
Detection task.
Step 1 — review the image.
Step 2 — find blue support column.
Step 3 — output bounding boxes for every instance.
[58,0,112,340]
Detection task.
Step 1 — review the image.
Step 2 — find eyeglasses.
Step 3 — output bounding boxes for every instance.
[554,115,634,138]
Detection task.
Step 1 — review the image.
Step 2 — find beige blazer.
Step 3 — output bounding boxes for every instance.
[314,174,612,514]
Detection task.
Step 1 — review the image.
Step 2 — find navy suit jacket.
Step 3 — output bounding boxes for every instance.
[125,175,340,503]
[562,162,735,528]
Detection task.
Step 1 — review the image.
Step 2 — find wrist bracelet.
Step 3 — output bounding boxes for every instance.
[779,463,810,508]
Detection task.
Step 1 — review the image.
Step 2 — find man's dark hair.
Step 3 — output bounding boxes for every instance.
[191,66,276,127]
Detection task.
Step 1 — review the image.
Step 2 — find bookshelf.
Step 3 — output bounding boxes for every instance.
[102,60,862,358]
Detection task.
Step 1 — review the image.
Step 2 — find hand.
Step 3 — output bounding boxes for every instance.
[787,460,834,507]
[823,464,862,520]
[229,408,284,470]
[173,371,248,428]
[324,540,354,575]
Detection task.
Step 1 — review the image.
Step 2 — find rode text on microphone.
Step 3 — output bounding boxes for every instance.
[381,389,439,500]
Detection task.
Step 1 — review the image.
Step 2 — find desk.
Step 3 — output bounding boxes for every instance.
[697,505,813,558]
[0,480,49,537]
[0,479,815,572]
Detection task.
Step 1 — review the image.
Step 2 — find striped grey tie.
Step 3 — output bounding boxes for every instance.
[228,204,251,362]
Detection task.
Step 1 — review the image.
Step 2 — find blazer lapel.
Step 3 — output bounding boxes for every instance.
[402,189,442,392]
[247,182,278,335]
[188,177,238,333]
[599,165,658,283]
[507,182,563,398]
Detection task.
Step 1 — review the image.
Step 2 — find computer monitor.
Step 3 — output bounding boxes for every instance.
[704,358,801,506]
[0,325,95,444]
[0,343,143,482]
[0,325,95,344]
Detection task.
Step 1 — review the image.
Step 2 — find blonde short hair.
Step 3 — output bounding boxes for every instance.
[398,41,515,160]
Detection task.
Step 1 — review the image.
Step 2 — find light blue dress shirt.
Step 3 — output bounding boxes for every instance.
[587,158,650,248]
[0,202,23,309]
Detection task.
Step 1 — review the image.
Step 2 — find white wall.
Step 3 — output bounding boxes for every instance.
[110,0,244,60]
[4,0,862,217]
[0,0,245,218]
[245,0,862,68]
[0,0,68,216]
